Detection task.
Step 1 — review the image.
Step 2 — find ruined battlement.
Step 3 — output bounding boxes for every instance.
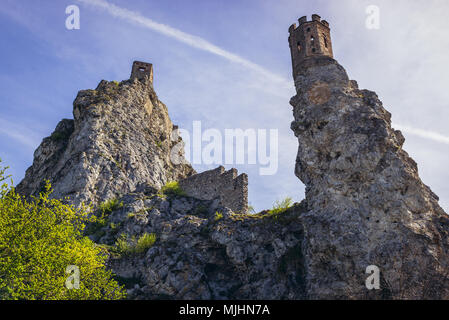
[288,14,330,35]
[179,166,248,213]
[288,14,334,78]
[130,61,154,83]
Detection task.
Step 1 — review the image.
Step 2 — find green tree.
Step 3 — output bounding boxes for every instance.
[0,160,126,300]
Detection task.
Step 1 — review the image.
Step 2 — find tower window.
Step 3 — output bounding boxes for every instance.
[310,35,315,47]
[312,48,316,53]
[323,34,328,48]
[297,41,301,52]
[139,67,146,72]
[306,27,311,32]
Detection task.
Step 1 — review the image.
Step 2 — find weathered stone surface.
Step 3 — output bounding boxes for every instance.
[17,76,195,207]
[16,56,449,300]
[91,190,307,300]
[179,166,248,214]
[290,59,449,299]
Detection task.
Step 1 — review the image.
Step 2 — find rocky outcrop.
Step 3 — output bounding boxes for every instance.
[93,188,307,300]
[16,58,449,300]
[290,59,449,299]
[17,76,195,207]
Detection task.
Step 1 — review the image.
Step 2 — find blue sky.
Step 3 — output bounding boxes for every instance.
[0,0,448,212]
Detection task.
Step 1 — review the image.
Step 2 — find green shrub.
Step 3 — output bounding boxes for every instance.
[268,197,294,215]
[99,198,123,215]
[84,198,122,237]
[134,233,157,254]
[114,233,131,256]
[113,232,156,257]
[155,140,163,149]
[0,160,126,300]
[214,211,223,221]
[160,181,186,197]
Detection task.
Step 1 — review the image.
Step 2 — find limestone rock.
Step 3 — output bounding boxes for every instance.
[17,77,195,207]
[290,59,449,299]
[89,189,307,300]
[16,56,449,300]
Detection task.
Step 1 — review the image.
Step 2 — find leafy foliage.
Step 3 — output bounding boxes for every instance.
[99,198,123,215]
[112,232,156,257]
[160,181,186,197]
[214,212,223,221]
[85,198,124,237]
[0,160,126,300]
[268,197,294,215]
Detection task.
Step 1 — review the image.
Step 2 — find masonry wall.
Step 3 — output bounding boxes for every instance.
[179,166,248,213]
[288,15,334,78]
[131,61,154,83]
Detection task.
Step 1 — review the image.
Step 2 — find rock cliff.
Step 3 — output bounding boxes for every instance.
[290,59,449,299]
[17,76,195,207]
[16,57,449,299]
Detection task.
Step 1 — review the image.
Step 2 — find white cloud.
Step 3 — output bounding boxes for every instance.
[394,123,449,145]
[76,0,291,89]
[0,118,41,150]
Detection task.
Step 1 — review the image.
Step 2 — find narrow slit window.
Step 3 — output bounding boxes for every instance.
[139,67,146,72]
[297,41,301,52]
[323,34,328,48]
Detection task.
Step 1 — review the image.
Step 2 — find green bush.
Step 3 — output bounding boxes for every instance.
[214,211,223,221]
[0,160,126,300]
[160,181,186,197]
[135,233,157,254]
[99,198,123,215]
[268,197,294,215]
[84,199,123,237]
[113,232,156,257]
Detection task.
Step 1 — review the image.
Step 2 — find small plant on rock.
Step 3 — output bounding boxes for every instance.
[160,181,186,197]
[268,197,293,215]
[214,211,224,221]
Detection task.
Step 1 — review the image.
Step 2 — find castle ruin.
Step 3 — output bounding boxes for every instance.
[288,14,334,78]
[131,60,154,83]
[179,166,248,213]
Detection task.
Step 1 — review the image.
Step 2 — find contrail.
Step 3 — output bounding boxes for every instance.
[77,0,449,146]
[0,118,41,150]
[394,123,449,145]
[76,0,291,88]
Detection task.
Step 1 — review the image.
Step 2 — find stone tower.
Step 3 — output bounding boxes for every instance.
[131,60,154,83]
[288,14,334,78]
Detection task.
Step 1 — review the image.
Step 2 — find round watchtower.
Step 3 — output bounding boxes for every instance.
[288,14,334,79]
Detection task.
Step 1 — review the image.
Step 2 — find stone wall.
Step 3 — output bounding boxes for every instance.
[179,166,248,213]
[130,61,154,83]
[288,14,334,79]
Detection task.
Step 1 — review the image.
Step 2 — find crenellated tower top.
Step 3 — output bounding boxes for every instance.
[288,14,334,78]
